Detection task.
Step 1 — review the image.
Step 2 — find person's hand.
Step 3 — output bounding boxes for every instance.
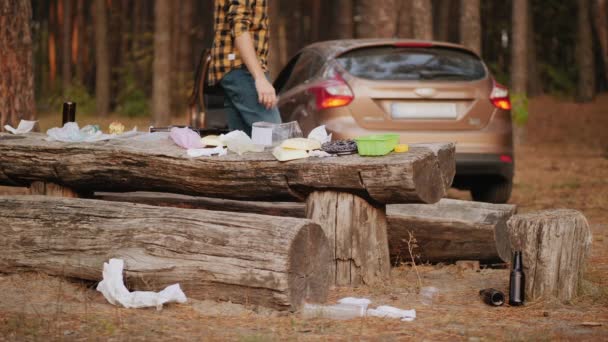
[255,76,278,109]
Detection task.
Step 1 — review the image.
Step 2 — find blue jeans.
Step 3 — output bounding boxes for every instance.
[220,68,281,136]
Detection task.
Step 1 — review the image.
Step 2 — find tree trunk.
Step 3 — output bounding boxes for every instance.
[595,0,608,85]
[0,0,35,130]
[460,0,481,55]
[526,5,542,96]
[268,0,282,78]
[412,0,433,40]
[93,0,110,117]
[511,0,528,94]
[306,191,391,286]
[577,0,595,102]
[396,0,413,38]
[61,0,72,93]
[355,0,397,38]
[49,0,58,87]
[504,210,592,303]
[153,0,172,125]
[387,199,517,263]
[0,134,455,205]
[0,196,330,311]
[434,0,452,41]
[74,0,86,85]
[335,0,355,39]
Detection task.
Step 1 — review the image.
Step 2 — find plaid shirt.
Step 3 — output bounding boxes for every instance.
[208,0,270,85]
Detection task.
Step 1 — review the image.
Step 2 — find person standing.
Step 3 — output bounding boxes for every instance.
[208,0,281,136]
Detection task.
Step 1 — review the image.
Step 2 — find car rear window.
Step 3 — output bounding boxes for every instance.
[336,46,486,81]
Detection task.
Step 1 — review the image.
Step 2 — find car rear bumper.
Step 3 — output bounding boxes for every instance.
[455,153,514,180]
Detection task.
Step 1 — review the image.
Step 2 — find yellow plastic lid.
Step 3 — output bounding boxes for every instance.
[394,144,409,153]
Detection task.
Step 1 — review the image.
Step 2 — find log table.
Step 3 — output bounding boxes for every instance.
[0,132,455,288]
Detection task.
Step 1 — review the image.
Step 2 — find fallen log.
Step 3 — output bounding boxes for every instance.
[95,191,307,218]
[387,199,517,263]
[504,210,592,302]
[0,196,330,311]
[0,133,455,204]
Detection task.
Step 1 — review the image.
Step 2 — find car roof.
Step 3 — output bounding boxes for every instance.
[303,39,479,60]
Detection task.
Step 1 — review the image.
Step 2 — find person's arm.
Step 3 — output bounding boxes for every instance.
[228,0,277,109]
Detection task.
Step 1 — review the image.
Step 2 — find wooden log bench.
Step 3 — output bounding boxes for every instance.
[0,132,455,288]
[0,195,329,311]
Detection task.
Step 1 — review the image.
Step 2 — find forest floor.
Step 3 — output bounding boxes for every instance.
[0,95,607,341]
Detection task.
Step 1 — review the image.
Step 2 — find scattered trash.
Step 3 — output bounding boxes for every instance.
[367,305,417,322]
[301,303,366,320]
[4,120,37,134]
[109,121,125,135]
[337,297,372,310]
[394,143,409,153]
[307,125,332,144]
[220,130,264,155]
[170,126,204,149]
[479,288,505,306]
[47,122,110,142]
[308,150,334,158]
[580,322,602,327]
[280,138,321,151]
[420,286,439,305]
[272,145,309,161]
[509,251,525,306]
[96,259,187,310]
[302,297,415,322]
[187,146,227,157]
[321,140,358,155]
[251,121,303,146]
[201,135,225,147]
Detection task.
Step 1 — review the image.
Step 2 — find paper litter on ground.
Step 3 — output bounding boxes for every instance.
[367,305,416,322]
[96,258,187,310]
[337,297,372,310]
[4,120,37,134]
[308,125,332,144]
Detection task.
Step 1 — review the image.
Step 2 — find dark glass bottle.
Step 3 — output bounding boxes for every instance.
[62,102,76,125]
[509,251,525,306]
[479,288,505,306]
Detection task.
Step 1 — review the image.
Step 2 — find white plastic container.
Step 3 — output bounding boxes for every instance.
[301,303,366,320]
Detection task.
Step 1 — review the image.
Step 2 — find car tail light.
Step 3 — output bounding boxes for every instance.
[490,81,511,110]
[500,154,513,163]
[308,73,354,110]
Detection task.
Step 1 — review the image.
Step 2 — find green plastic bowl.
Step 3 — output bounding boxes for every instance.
[354,134,400,156]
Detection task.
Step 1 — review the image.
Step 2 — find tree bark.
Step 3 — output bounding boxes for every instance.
[74,0,86,85]
[61,0,72,93]
[355,0,397,38]
[0,0,35,130]
[504,210,592,303]
[577,0,595,102]
[434,0,452,42]
[511,0,528,94]
[412,0,433,40]
[153,0,172,125]
[460,0,481,55]
[0,134,455,204]
[335,0,355,39]
[595,0,608,85]
[396,0,413,38]
[526,5,542,96]
[306,191,390,286]
[93,0,110,116]
[0,195,330,311]
[387,199,517,263]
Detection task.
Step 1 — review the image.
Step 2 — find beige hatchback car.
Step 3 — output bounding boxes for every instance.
[273,39,514,203]
[195,39,514,203]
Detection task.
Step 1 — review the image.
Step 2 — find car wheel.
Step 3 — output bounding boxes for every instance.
[471,179,512,204]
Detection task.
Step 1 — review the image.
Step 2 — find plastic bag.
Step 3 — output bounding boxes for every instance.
[4,120,37,134]
[170,127,204,149]
[220,130,264,155]
[308,125,332,144]
[96,259,187,310]
[46,122,113,142]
